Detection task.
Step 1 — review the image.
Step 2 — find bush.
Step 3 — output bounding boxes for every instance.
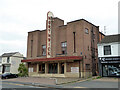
[18,63,28,77]
[96,76,102,79]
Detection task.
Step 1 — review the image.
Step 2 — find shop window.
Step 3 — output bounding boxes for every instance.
[85,28,89,34]
[102,64,120,77]
[48,63,58,74]
[42,45,46,56]
[86,64,90,70]
[104,45,111,55]
[61,42,67,54]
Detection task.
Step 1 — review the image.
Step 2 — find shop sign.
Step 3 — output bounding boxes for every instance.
[46,11,54,58]
[71,67,79,73]
[29,67,33,72]
[100,57,120,61]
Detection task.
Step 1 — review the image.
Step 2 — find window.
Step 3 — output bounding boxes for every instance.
[48,63,58,73]
[0,57,1,63]
[7,57,10,63]
[104,45,111,55]
[61,42,67,54]
[5,66,10,72]
[0,66,1,72]
[42,45,46,56]
[85,28,89,34]
[31,40,33,57]
[73,32,76,53]
[86,64,90,70]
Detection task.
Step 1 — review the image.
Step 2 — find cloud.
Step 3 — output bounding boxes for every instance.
[0,0,119,56]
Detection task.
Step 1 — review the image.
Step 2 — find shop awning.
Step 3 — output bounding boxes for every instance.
[21,56,83,62]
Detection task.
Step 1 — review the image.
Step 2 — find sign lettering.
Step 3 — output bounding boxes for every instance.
[46,11,54,58]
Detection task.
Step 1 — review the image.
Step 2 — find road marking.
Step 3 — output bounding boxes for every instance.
[74,87,87,88]
[3,82,25,86]
[2,82,44,88]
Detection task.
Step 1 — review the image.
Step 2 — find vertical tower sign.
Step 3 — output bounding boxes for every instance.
[46,11,54,58]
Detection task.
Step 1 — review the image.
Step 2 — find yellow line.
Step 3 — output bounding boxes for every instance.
[74,87,87,88]
[3,82,24,86]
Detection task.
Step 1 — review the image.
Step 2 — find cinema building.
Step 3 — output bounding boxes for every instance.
[22,12,104,78]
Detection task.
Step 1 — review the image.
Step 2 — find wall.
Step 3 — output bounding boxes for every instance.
[0,52,24,74]
[98,42,120,57]
[26,18,101,77]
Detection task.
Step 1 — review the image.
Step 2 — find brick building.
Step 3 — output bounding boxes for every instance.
[22,12,104,78]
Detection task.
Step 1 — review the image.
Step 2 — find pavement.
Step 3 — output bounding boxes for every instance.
[1,76,119,89]
[1,76,88,88]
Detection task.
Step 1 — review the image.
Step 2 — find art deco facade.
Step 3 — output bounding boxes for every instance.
[22,13,104,78]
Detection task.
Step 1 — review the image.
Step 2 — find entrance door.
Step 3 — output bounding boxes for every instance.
[61,63,64,74]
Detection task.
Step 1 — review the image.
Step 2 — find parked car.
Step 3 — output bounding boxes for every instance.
[1,73,18,79]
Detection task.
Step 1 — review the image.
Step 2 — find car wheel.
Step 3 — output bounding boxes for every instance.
[5,77,8,79]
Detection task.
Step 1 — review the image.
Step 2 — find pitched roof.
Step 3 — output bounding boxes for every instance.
[1,52,18,57]
[99,34,120,44]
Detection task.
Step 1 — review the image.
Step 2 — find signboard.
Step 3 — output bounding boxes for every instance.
[46,11,54,58]
[100,57,120,61]
[99,57,120,63]
[29,68,33,72]
[71,67,79,73]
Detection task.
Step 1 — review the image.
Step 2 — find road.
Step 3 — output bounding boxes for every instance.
[1,81,60,90]
[1,81,43,89]
[0,77,119,89]
[62,78,119,88]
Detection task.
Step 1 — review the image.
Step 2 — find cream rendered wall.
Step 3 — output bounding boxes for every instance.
[2,57,8,64]
[0,52,24,74]
[10,53,24,74]
[98,42,120,57]
[0,64,2,74]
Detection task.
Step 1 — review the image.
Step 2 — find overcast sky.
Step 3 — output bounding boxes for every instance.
[0,0,119,56]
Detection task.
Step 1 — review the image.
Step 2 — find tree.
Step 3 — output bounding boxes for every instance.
[18,63,28,77]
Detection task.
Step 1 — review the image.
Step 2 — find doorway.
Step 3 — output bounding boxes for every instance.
[61,63,64,74]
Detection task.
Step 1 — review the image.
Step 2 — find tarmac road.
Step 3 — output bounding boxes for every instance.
[62,77,119,88]
[1,81,60,90]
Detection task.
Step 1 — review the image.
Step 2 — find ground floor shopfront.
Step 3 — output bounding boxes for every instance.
[22,56,92,78]
[99,57,120,77]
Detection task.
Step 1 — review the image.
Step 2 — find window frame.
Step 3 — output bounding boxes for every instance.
[104,45,111,55]
[42,45,46,56]
[85,28,89,34]
[61,42,67,54]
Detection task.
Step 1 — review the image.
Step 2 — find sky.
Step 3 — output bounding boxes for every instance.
[0,0,119,57]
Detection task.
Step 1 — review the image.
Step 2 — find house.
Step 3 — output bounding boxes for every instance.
[22,12,104,78]
[0,52,24,74]
[98,34,120,77]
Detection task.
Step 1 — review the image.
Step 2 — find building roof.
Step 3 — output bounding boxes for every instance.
[22,56,83,62]
[99,34,120,44]
[1,52,18,57]
[67,19,99,27]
